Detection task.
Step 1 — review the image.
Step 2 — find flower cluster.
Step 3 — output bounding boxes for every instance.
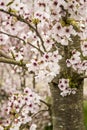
[81,41,87,57]
[66,50,87,73]
[66,50,82,72]
[1,87,41,130]
[9,46,24,61]
[58,78,77,97]
[26,50,62,83]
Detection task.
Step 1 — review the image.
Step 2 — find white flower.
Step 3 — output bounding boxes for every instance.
[71,88,77,94]
[0,0,7,10]
[60,87,72,97]
[60,90,69,97]
[58,79,69,91]
[81,41,87,56]
[10,124,20,130]
[63,25,76,38]
[61,38,68,46]
[15,52,23,61]
[0,33,9,45]
[24,87,32,94]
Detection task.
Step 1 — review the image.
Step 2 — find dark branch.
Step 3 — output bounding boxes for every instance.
[32,109,49,119]
[40,99,51,109]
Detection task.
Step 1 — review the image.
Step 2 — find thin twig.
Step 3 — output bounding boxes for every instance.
[32,72,35,89]
[0,31,44,54]
[0,57,26,67]
[27,42,44,54]
[0,31,26,44]
[32,109,49,119]
[8,104,26,129]
[0,50,12,59]
[0,9,46,52]
[40,99,51,109]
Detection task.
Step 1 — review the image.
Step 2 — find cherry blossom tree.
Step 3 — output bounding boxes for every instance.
[0,0,87,130]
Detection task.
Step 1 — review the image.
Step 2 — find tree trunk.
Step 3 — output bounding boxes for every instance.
[50,80,85,130]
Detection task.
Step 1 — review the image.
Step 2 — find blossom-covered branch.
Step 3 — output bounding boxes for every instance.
[7,103,26,130]
[0,9,46,52]
[0,31,44,54]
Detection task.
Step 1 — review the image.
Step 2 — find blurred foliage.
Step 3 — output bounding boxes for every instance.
[84,100,87,130]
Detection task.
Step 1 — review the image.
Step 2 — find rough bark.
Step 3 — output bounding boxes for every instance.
[50,81,85,130]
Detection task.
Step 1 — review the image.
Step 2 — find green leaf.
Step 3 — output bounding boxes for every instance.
[6,0,14,6]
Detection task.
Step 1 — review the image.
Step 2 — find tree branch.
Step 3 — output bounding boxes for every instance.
[0,31,44,54]
[27,42,44,54]
[32,109,49,119]
[40,99,51,109]
[8,103,26,129]
[0,57,26,67]
[0,30,26,44]
[80,75,87,79]
[0,50,12,59]
[0,9,46,52]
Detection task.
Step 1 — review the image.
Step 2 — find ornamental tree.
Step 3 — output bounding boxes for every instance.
[0,0,87,130]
